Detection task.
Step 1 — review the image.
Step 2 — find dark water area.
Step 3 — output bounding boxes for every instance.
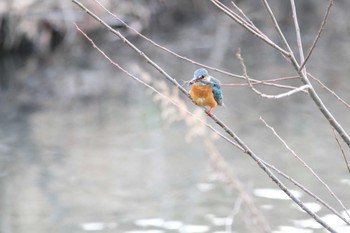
[1,3,350,233]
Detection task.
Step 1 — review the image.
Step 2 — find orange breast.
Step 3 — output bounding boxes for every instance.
[189,84,217,108]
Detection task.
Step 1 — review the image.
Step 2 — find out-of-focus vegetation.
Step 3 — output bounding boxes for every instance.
[1,0,349,55]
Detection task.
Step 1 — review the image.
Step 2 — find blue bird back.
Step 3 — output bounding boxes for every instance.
[199,77,224,106]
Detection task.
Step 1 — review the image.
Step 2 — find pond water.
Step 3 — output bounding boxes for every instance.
[1,12,350,233]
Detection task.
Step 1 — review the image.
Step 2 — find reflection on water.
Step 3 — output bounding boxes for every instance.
[254,188,302,200]
[1,16,350,233]
[294,213,350,232]
[273,226,313,233]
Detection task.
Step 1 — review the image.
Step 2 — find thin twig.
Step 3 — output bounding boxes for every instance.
[209,0,290,57]
[308,73,350,110]
[222,75,301,86]
[332,128,350,174]
[231,1,256,28]
[260,0,293,54]
[262,160,350,225]
[206,139,271,233]
[237,49,309,98]
[290,0,307,78]
[226,197,242,233]
[213,0,266,39]
[301,79,350,148]
[260,116,350,220]
[221,75,303,91]
[299,0,334,71]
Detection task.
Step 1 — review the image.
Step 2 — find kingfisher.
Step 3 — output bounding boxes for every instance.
[188,68,224,115]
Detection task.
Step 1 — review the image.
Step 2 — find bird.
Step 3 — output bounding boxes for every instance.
[188,68,224,115]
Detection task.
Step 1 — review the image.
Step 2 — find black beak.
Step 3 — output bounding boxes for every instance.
[188,76,202,85]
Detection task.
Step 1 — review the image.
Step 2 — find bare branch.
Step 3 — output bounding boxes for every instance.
[290,0,307,78]
[308,73,350,109]
[221,75,303,91]
[212,0,264,37]
[301,84,350,149]
[209,0,290,57]
[332,128,350,174]
[231,1,256,29]
[260,0,293,54]
[260,116,350,220]
[261,160,350,225]
[299,0,334,71]
[226,197,242,233]
[236,49,309,98]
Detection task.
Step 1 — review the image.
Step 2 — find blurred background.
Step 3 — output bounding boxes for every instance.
[1,0,350,233]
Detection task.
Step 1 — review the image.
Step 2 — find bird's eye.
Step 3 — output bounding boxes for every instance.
[201,75,205,78]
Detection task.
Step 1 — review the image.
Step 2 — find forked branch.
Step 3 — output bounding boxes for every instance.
[236,49,309,99]
[211,0,350,148]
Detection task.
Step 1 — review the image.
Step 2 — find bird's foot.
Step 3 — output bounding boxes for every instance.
[206,107,213,116]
